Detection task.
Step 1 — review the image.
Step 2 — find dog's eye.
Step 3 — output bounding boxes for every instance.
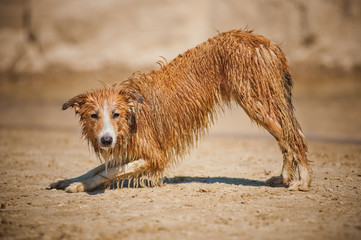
[112,113,120,119]
[90,113,99,120]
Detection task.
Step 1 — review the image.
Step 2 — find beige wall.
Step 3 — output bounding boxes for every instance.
[1,0,360,73]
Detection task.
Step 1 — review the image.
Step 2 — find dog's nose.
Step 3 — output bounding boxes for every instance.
[101,136,113,146]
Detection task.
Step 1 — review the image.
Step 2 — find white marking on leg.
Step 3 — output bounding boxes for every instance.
[298,164,311,191]
[49,163,106,190]
[64,159,148,192]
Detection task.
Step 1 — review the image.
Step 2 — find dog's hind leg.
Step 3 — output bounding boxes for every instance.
[278,127,312,191]
[231,77,311,191]
[234,96,311,190]
[63,159,148,193]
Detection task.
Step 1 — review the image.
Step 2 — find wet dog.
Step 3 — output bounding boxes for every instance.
[50,29,311,192]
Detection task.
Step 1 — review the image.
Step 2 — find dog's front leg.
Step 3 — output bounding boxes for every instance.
[49,163,107,190]
[64,159,147,193]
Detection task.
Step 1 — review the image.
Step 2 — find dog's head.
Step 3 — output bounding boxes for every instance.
[62,87,143,153]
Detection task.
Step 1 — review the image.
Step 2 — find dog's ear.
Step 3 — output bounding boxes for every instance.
[128,107,137,134]
[119,89,143,134]
[62,93,87,113]
[118,89,144,105]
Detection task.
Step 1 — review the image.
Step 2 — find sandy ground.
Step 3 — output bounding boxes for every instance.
[0,68,360,239]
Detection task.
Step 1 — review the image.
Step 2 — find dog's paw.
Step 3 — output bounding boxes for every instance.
[288,180,300,191]
[48,179,72,190]
[65,182,85,193]
[288,180,310,191]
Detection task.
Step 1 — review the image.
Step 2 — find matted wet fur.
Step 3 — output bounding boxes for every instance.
[50,29,312,193]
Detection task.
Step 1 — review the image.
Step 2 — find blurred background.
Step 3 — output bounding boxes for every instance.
[0,0,360,143]
[1,0,361,72]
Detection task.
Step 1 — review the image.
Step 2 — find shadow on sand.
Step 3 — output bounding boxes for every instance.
[164,176,269,187]
[84,176,285,195]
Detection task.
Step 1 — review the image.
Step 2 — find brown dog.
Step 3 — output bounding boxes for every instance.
[50,29,311,192]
